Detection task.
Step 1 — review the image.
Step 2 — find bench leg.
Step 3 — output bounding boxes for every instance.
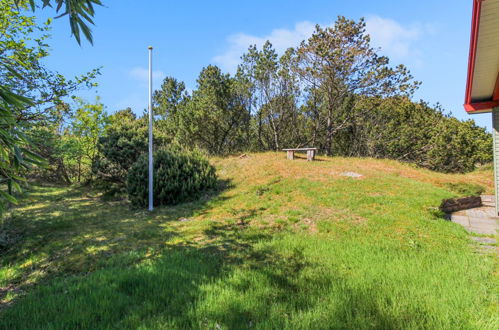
[287,151,294,160]
[307,150,314,161]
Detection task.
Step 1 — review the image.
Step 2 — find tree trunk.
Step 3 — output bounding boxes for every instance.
[258,111,263,149]
[325,112,333,156]
[269,113,280,151]
[77,158,81,183]
[58,161,72,185]
[273,129,280,151]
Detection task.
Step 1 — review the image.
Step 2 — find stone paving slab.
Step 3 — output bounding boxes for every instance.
[481,195,494,202]
[480,195,496,207]
[449,195,499,236]
[450,215,469,226]
[467,209,498,218]
[471,236,497,244]
[469,218,497,226]
[468,226,497,235]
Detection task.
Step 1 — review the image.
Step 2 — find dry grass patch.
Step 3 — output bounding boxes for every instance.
[213,152,494,194]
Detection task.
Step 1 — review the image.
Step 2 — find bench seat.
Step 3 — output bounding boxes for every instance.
[282,148,318,161]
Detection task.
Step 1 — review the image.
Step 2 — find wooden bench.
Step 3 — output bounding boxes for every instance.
[282,148,318,161]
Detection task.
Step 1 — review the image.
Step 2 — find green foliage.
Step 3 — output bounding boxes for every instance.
[28,120,72,184]
[152,77,190,146]
[334,98,493,173]
[0,87,42,209]
[295,17,420,155]
[426,118,492,173]
[26,98,107,184]
[0,2,100,116]
[174,65,250,154]
[0,1,100,129]
[153,76,189,121]
[445,182,486,197]
[92,108,172,196]
[0,0,100,211]
[17,0,102,45]
[239,42,301,150]
[65,97,108,182]
[92,109,149,193]
[127,149,216,208]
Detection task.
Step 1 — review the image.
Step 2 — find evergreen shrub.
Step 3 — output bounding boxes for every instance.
[127,149,216,207]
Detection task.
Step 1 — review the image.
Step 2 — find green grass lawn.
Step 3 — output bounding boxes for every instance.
[0,153,497,329]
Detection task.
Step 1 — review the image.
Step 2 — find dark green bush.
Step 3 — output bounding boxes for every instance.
[91,109,148,195]
[127,149,217,208]
[92,108,171,196]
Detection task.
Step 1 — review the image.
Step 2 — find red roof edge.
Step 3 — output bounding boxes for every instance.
[464,0,487,113]
[465,100,499,113]
[493,72,499,101]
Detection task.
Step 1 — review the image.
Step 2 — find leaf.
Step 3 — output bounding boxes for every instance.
[0,190,18,205]
[10,180,22,193]
[19,148,45,163]
[0,85,34,108]
[9,174,27,182]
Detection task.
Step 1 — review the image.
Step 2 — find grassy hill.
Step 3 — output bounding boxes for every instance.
[0,153,497,329]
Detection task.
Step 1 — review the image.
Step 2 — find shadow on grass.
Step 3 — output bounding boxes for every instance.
[0,220,438,329]
[0,220,278,328]
[0,245,225,328]
[0,179,232,308]
[2,178,322,328]
[291,154,329,162]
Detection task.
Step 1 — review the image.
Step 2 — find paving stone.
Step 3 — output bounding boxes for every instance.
[483,210,499,218]
[480,195,494,202]
[467,209,494,218]
[467,226,497,235]
[450,203,499,235]
[452,210,469,216]
[476,245,498,254]
[469,218,498,227]
[479,195,496,208]
[450,215,469,226]
[471,236,497,244]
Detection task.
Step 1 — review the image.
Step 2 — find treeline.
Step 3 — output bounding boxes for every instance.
[144,18,491,173]
[149,73,492,173]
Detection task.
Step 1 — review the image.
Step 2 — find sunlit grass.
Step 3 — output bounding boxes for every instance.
[0,153,497,328]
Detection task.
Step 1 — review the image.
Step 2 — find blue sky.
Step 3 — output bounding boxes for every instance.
[34,0,492,130]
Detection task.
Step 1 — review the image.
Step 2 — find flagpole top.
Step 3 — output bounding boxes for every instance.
[148,46,153,50]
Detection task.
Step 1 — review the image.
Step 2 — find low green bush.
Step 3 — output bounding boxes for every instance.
[127,149,216,208]
[445,182,485,197]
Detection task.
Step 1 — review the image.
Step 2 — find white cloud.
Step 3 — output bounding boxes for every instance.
[114,92,146,113]
[117,67,166,114]
[213,21,316,73]
[365,15,426,60]
[129,66,165,85]
[214,16,432,73]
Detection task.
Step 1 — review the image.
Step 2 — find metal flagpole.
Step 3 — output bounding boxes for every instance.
[148,46,154,211]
